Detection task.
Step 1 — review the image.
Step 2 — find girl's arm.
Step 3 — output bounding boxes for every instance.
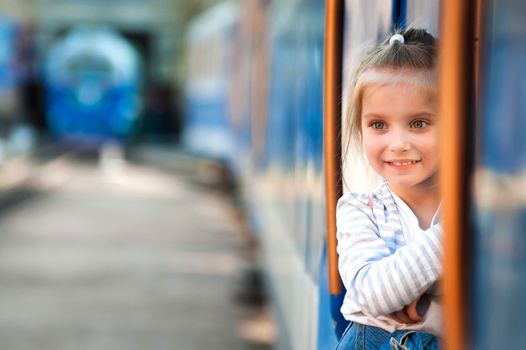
[337,195,442,317]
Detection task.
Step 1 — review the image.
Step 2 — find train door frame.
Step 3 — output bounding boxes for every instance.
[439,0,479,348]
[324,0,483,348]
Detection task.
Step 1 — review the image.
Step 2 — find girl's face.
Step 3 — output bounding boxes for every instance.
[360,78,438,195]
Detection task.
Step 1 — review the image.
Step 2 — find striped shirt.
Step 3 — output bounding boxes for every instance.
[336,181,442,332]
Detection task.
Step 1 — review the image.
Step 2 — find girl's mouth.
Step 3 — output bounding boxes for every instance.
[385,160,421,169]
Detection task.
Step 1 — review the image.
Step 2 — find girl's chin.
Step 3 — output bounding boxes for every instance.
[387,177,439,190]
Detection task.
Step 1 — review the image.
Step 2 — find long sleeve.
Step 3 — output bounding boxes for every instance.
[336,193,442,317]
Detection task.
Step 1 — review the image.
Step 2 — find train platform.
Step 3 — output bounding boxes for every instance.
[0,145,275,350]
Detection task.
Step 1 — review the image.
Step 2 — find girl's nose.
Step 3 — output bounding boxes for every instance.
[388,133,411,152]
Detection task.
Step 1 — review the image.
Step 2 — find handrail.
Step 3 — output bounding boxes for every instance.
[323,0,344,295]
[439,0,475,348]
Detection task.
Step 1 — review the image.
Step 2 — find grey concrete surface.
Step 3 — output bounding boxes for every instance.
[0,151,274,350]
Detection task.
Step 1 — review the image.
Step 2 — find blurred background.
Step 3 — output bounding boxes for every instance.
[0,0,276,349]
[0,0,226,149]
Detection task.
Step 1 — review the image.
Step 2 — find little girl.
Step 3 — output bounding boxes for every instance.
[335,28,442,350]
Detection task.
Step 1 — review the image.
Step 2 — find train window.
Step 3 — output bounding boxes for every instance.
[325,0,465,347]
[470,0,526,348]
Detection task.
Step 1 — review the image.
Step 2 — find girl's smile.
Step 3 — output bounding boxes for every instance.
[360,77,439,197]
[384,159,422,170]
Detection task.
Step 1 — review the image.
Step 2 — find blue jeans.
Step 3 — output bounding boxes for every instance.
[335,322,440,350]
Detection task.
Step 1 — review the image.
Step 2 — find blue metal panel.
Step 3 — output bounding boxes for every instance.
[266,0,325,258]
[471,1,526,349]
[263,0,331,348]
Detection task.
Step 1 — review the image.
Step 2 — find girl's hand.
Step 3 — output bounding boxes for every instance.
[404,298,423,322]
[389,295,430,324]
[390,307,419,324]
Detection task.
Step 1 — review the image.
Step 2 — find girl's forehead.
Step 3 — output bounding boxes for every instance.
[363,81,435,98]
[361,79,438,115]
[360,67,436,88]
[360,69,437,103]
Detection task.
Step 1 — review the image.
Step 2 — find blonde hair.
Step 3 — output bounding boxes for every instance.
[345,28,438,154]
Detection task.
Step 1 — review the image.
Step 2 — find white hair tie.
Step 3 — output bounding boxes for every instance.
[389,34,405,45]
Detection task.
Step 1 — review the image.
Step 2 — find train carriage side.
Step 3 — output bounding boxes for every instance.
[182,2,328,348]
[183,2,239,163]
[199,0,526,348]
[251,1,333,349]
[181,1,526,349]
[469,0,526,348]
[228,0,269,192]
[242,0,441,348]
[247,1,325,348]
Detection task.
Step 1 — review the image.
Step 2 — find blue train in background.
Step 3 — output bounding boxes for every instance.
[44,27,142,147]
[185,0,526,349]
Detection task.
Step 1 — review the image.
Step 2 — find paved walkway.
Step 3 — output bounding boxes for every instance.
[0,149,273,350]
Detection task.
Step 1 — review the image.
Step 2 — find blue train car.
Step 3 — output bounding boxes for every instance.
[234,1,443,349]
[186,0,526,348]
[470,0,526,348]
[186,1,441,349]
[252,1,327,349]
[44,27,141,146]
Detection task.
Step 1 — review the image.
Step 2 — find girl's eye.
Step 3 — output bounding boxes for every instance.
[410,120,428,129]
[371,121,386,129]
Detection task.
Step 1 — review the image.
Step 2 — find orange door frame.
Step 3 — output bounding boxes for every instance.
[323,0,344,295]
[439,0,476,349]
